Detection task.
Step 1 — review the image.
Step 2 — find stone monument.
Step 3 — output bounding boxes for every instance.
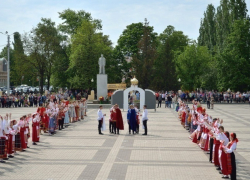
[97,54,108,100]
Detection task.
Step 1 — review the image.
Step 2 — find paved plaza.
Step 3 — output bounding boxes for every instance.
[0,104,249,180]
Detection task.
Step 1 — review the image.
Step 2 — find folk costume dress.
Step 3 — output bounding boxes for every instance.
[3,117,12,157]
[216,132,229,177]
[0,118,7,160]
[64,106,70,126]
[225,138,238,180]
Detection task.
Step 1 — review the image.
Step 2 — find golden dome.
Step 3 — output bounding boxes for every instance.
[131,76,138,85]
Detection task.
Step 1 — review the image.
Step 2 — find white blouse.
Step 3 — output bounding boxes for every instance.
[226,142,237,153]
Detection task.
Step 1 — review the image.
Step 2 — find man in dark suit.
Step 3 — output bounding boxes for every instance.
[29,94,34,107]
[157,92,162,108]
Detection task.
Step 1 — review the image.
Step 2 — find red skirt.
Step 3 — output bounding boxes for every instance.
[214,143,220,166]
[32,123,38,142]
[20,128,26,149]
[192,132,198,143]
[7,134,13,154]
[203,134,210,151]
[221,150,229,175]
[181,112,186,125]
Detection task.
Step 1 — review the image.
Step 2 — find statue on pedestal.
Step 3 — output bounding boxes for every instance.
[98,54,106,74]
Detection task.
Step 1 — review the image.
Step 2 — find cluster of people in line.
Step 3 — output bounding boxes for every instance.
[0,96,88,163]
[177,99,238,179]
[179,91,250,104]
[97,104,148,136]
[0,89,89,108]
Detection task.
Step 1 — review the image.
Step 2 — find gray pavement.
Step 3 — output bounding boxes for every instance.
[0,104,249,180]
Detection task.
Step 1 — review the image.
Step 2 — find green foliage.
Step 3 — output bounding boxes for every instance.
[68,20,113,89]
[132,21,158,89]
[175,44,212,90]
[153,26,189,91]
[58,9,102,35]
[12,32,33,86]
[22,18,63,93]
[218,19,250,91]
[198,4,217,52]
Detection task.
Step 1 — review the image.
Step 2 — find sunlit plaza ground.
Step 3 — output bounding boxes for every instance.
[0,104,249,180]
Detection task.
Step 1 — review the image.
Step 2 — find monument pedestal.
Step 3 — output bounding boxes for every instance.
[88,90,95,101]
[97,74,107,99]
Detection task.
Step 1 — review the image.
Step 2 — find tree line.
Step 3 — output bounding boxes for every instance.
[0,0,249,93]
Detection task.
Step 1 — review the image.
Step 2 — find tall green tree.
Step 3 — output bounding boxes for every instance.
[215,0,249,52]
[12,32,33,86]
[198,4,217,52]
[175,44,212,91]
[58,9,102,35]
[153,25,189,91]
[69,20,113,89]
[132,20,158,89]
[23,18,63,93]
[218,19,250,91]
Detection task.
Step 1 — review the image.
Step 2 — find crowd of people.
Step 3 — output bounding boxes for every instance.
[0,96,88,163]
[176,99,238,179]
[179,91,250,104]
[0,90,89,108]
[97,104,148,136]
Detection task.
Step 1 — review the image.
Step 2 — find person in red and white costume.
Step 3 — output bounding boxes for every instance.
[0,115,7,163]
[9,120,19,155]
[19,117,26,151]
[223,132,238,180]
[214,126,229,178]
[24,114,32,148]
[3,113,14,159]
[32,113,40,145]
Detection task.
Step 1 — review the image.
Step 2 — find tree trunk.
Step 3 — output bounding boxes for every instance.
[40,72,44,95]
[47,76,50,91]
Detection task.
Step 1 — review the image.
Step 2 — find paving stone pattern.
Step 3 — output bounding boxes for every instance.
[0,105,249,180]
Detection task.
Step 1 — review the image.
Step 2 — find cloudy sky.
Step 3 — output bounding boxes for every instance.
[0,0,249,51]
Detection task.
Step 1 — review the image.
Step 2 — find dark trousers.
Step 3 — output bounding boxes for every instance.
[112,121,117,134]
[136,124,139,133]
[109,121,112,133]
[231,152,236,180]
[207,101,210,109]
[157,100,162,108]
[98,120,102,134]
[128,122,131,134]
[143,120,148,135]
[59,118,64,130]
[1,102,4,108]
[209,138,214,162]
[30,101,33,107]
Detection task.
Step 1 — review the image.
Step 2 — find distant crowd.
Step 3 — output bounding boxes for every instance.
[0,90,89,108]
[155,91,250,105]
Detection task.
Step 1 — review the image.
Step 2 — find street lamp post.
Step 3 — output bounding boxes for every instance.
[45,79,48,91]
[91,78,94,90]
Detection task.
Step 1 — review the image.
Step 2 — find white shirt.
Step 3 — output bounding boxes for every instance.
[0,120,3,137]
[142,109,148,121]
[216,132,229,146]
[226,142,237,153]
[3,118,9,134]
[97,109,104,121]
